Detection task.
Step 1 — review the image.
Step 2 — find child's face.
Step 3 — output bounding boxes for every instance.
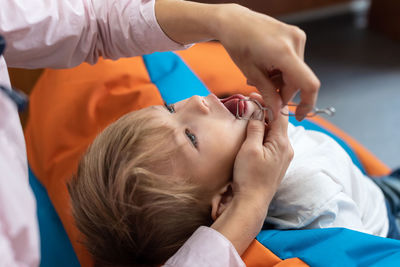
[143,93,260,192]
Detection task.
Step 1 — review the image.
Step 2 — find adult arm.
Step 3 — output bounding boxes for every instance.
[210,100,293,255]
[155,0,320,120]
[1,0,188,68]
[2,0,319,118]
[221,104,293,254]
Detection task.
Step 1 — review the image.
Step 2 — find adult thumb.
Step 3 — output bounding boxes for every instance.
[245,119,266,147]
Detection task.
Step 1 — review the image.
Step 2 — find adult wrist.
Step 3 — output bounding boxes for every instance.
[211,3,248,43]
[155,0,224,45]
[233,192,271,220]
[233,182,276,209]
[210,193,270,254]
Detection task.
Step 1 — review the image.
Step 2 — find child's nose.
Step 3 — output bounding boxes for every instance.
[188,95,209,115]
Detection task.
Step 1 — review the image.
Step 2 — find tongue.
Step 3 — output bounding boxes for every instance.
[223,98,240,116]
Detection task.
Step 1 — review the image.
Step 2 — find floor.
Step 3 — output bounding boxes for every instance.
[287,11,400,170]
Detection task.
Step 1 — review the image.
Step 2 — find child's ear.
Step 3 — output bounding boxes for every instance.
[211,183,234,221]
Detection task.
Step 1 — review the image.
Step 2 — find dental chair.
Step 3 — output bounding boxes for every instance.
[25,42,399,267]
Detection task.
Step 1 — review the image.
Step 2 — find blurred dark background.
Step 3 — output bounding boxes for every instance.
[292,2,400,170]
[9,0,400,169]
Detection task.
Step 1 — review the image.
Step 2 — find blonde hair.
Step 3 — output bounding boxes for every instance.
[68,109,213,266]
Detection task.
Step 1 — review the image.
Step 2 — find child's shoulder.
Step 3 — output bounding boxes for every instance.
[286,122,358,198]
[288,123,350,161]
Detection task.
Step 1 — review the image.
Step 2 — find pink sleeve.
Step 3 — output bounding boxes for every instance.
[163,226,245,267]
[1,0,191,68]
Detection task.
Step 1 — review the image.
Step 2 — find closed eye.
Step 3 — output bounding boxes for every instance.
[164,103,176,113]
[185,129,198,148]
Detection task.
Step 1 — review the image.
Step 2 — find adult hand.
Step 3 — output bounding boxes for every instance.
[155,0,320,121]
[216,4,320,121]
[211,102,293,255]
[232,103,293,206]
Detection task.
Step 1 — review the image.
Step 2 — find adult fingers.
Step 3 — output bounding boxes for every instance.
[249,92,265,106]
[263,110,293,171]
[265,108,289,143]
[296,89,318,121]
[280,56,320,120]
[279,86,298,107]
[249,67,283,118]
[298,33,306,61]
[243,119,266,149]
[263,67,293,106]
[289,25,306,61]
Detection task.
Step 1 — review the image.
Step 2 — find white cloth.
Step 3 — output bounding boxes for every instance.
[0,0,243,266]
[266,123,389,237]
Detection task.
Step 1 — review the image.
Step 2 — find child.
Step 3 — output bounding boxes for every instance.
[68,92,397,266]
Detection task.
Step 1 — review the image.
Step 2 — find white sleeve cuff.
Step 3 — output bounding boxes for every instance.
[139,0,193,53]
[163,226,245,267]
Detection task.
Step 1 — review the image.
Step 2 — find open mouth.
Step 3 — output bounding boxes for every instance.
[220,94,247,118]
